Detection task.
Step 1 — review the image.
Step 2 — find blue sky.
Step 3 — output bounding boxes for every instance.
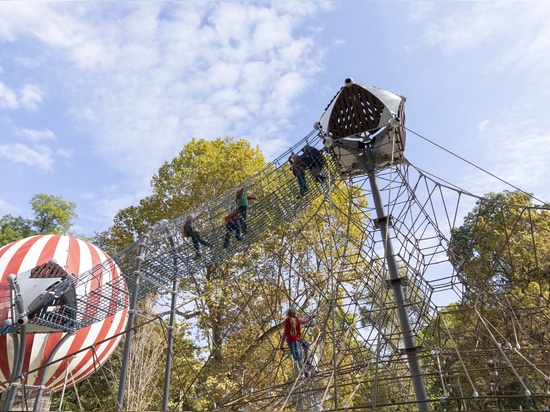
[1,1,549,237]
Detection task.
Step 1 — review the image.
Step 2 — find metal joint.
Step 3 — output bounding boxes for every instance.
[373,215,392,229]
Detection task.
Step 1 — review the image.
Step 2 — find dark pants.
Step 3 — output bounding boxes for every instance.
[296,171,307,194]
[190,231,212,251]
[223,222,241,248]
[237,206,248,233]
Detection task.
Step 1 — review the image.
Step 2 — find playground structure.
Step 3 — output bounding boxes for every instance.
[1,78,550,411]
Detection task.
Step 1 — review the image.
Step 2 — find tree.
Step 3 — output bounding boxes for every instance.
[0,194,78,247]
[93,137,265,254]
[95,136,375,409]
[449,190,550,292]
[30,193,77,235]
[0,215,33,247]
[423,191,550,410]
[92,137,268,408]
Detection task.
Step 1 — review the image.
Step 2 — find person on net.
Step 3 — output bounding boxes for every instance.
[279,307,315,377]
[288,154,308,196]
[223,209,242,248]
[182,215,212,258]
[235,187,257,235]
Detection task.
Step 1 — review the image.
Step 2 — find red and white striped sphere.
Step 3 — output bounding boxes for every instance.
[0,235,128,392]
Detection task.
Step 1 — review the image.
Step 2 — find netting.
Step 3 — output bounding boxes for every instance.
[58,155,545,411]
[4,140,549,410]
[5,132,334,333]
[171,161,548,411]
[3,78,549,410]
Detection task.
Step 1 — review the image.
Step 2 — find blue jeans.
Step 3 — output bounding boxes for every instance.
[296,171,307,193]
[288,339,310,361]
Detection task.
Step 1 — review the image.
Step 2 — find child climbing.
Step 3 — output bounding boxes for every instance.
[301,145,326,183]
[235,187,257,235]
[223,209,242,248]
[288,154,307,196]
[182,215,213,258]
[279,307,315,377]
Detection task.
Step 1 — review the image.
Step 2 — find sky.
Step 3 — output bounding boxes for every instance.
[1,1,550,237]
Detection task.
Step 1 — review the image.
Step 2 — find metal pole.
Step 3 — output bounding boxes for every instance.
[162,228,178,411]
[57,358,71,412]
[330,222,338,410]
[365,150,430,411]
[32,332,73,412]
[3,274,28,411]
[116,221,164,411]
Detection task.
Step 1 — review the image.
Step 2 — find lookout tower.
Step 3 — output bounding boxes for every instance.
[315,77,406,176]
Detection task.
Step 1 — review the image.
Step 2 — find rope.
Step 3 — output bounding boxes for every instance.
[440,312,479,397]
[405,126,548,206]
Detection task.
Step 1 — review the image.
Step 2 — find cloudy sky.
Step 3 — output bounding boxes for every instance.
[1,1,549,237]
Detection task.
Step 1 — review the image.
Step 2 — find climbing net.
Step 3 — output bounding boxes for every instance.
[14,133,549,411]
[119,155,549,411]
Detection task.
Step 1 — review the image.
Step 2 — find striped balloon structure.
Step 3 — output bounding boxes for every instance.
[0,235,128,392]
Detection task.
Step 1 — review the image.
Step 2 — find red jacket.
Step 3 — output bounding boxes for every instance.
[225,210,238,224]
[280,316,312,346]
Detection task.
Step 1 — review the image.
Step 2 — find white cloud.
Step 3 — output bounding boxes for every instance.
[408,2,434,22]
[0,1,332,233]
[0,82,44,110]
[0,199,21,216]
[477,120,489,132]
[421,3,550,65]
[20,84,43,110]
[16,128,55,142]
[0,82,19,109]
[0,143,53,171]
[56,148,73,158]
[420,3,510,53]
[40,2,327,178]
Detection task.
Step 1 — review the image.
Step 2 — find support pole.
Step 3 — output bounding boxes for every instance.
[57,358,71,412]
[33,332,73,412]
[329,222,338,410]
[2,274,28,412]
[162,228,178,411]
[365,150,430,411]
[116,221,164,412]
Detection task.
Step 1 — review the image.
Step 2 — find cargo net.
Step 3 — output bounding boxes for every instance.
[113,132,336,301]
[28,132,335,331]
[25,135,550,410]
[127,161,547,411]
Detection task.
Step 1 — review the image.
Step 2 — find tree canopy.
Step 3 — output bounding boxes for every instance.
[449,190,550,293]
[0,194,78,247]
[84,136,374,410]
[421,190,550,411]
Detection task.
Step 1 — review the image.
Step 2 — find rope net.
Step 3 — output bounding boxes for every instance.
[5,132,550,411]
[205,161,550,411]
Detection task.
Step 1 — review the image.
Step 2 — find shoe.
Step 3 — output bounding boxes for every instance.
[194,253,202,259]
[236,236,242,241]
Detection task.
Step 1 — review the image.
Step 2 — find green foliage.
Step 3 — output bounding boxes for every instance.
[422,190,550,410]
[0,214,33,247]
[30,193,77,234]
[0,194,78,247]
[94,137,265,255]
[449,190,550,291]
